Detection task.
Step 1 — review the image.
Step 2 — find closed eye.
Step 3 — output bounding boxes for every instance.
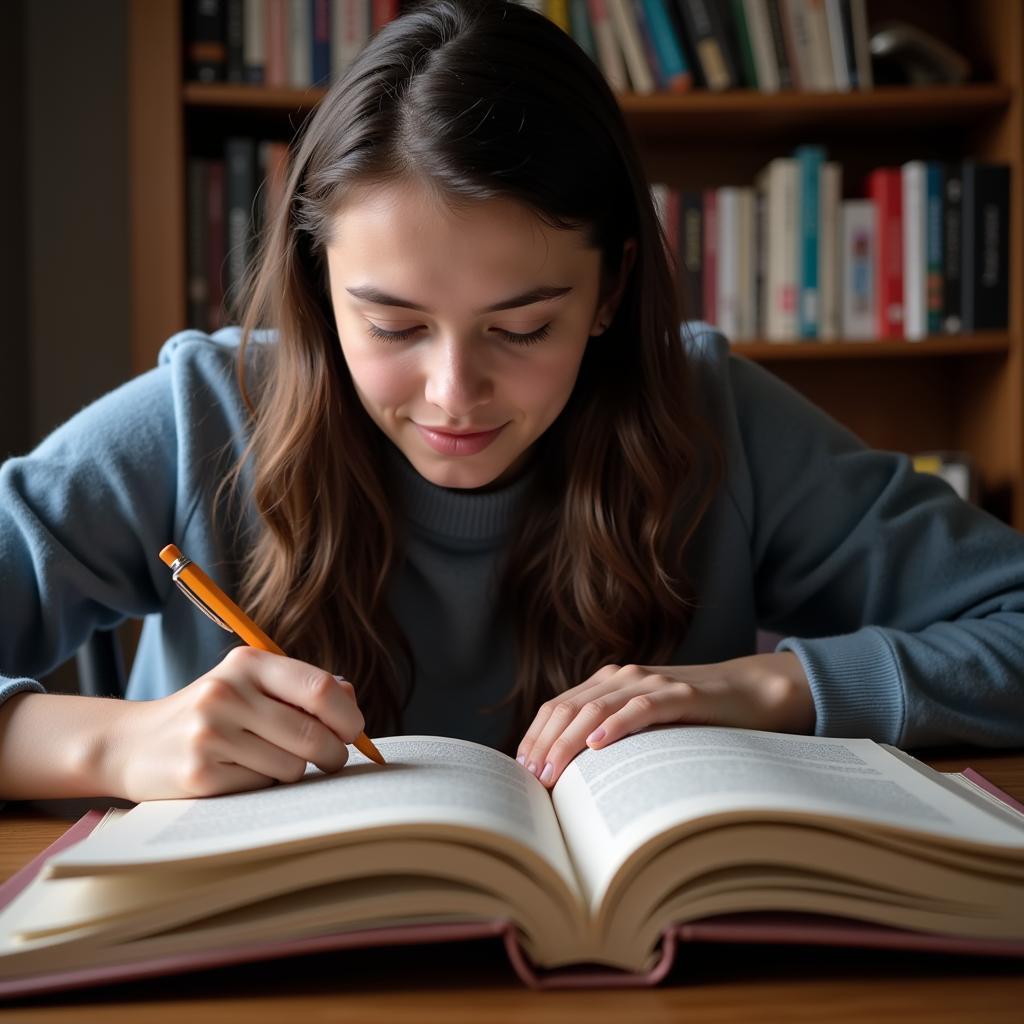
[365,323,553,347]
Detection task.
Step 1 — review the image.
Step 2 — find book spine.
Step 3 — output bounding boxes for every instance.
[867,167,903,338]
[762,0,793,89]
[961,162,1010,331]
[676,0,736,90]
[608,0,657,94]
[569,0,599,62]
[779,0,813,91]
[796,144,824,337]
[312,0,331,87]
[243,0,265,83]
[716,187,741,340]
[764,158,798,339]
[823,0,850,90]
[925,162,944,336]
[186,0,227,82]
[679,191,704,320]
[265,0,289,87]
[663,186,680,270]
[754,185,767,335]
[818,160,841,340]
[942,162,963,334]
[835,0,859,88]
[901,160,927,341]
[702,188,718,327]
[187,159,210,331]
[729,0,760,89]
[641,0,694,92]
[289,0,312,87]
[587,0,630,92]
[225,0,245,82]
[742,0,780,92]
[839,199,874,339]
[206,158,226,330]
[737,187,757,339]
[848,0,872,88]
[372,1,400,31]
[225,137,257,321]
[803,0,836,90]
[547,0,573,33]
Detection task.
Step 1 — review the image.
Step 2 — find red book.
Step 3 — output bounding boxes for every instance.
[702,189,718,327]
[264,0,289,87]
[867,167,904,338]
[373,0,400,30]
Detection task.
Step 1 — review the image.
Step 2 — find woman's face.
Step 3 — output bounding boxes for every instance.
[326,180,628,491]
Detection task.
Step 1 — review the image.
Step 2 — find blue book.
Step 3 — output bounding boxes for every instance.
[794,145,825,339]
[569,0,598,64]
[311,0,331,88]
[640,0,693,92]
[925,162,944,335]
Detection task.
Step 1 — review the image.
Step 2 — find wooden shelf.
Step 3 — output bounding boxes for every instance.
[182,82,1012,138]
[734,334,1011,362]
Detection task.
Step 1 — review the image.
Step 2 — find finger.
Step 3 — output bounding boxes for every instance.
[220,647,367,747]
[516,665,621,771]
[521,672,639,785]
[590,680,706,748]
[176,726,307,797]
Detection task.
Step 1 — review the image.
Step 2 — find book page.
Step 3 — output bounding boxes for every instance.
[46,737,577,894]
[551,726,1024,909]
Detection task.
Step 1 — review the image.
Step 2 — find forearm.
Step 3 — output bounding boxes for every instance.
[0,691,126,800]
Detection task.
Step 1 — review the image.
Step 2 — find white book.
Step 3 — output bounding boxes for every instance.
[607,0,656,94]
[244,0,265,78]
[818,161,842,339]
[840,199,875,339]
[743,0,781,93]
[289,0,312,87]
[824,0,851,91]
[587,0,629,94]
[716,187,741,342]
[757,158,799,340]
[902,161,928,341]
[803,0,837,90]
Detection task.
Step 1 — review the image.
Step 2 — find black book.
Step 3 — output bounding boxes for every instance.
[674,0,740,91]
[960,161,1010,332]
[762,0,794,90]
[185,0,226,83]
[942,162,962,334]
[224,136,258,322]
[225,0,245,83]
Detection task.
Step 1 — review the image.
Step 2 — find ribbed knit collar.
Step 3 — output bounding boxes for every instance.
[385,441,537,543]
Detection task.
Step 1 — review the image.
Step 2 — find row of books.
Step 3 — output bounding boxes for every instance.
[186,0,401,87]
[185,0,874,94]
[187,135,1009,344]
[652,153,1010,342]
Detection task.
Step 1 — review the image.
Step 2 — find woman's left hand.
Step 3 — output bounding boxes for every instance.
[516,653,816,788]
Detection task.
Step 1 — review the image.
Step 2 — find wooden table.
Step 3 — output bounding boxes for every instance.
[1,748,1022,1023]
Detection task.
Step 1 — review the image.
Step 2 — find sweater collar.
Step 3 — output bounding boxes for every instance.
[385,441,536,543]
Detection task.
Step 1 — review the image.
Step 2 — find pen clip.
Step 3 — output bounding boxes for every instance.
[168,555,234,634]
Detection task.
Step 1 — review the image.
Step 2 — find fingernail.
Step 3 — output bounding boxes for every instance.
[516,754,526,766]
[539,762,553,783]
[527,762,537,776]
[586,727,606,746]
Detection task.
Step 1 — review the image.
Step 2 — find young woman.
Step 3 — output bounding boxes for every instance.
[1,0,1022,805]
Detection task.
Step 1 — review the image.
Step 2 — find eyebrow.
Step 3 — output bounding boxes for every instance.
[345,284,573,315]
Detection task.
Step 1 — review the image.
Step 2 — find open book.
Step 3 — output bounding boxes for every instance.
[1,725,1024,995]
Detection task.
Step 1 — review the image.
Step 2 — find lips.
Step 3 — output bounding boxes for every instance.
[414,422,506,456]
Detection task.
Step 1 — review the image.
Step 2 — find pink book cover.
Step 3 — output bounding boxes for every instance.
[1,766,1023,999]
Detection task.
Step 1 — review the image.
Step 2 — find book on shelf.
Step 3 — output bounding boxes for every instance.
[961,161,1011,333]
[183,0,879,94]
[912,451,979,505]
[839,198,874,340]
[0,725,1022,997]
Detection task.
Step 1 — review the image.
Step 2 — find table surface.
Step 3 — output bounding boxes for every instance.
[1,748,1023,1023]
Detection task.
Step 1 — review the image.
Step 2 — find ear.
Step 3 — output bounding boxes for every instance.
[590,238,637,336]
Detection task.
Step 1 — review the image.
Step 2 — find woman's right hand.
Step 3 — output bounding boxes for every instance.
[100,647,366,802]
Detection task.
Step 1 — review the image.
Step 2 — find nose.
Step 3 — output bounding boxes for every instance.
[422,334,494,419]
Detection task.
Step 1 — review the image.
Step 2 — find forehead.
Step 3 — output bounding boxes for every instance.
[325,180,599,282]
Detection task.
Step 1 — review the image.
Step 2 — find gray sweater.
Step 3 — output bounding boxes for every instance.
[3,324,1024,759]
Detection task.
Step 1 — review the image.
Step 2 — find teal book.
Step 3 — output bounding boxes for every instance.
[795,144,825,339]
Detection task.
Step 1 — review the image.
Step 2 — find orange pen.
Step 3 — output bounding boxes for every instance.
[159,543,386,765]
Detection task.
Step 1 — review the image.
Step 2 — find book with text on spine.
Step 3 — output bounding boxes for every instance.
[1,725,1023,997]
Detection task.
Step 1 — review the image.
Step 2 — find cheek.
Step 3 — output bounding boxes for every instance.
[342,345,419,409]
[508,345,587,409]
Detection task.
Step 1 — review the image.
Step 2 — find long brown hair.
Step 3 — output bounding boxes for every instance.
[226,0,723,751]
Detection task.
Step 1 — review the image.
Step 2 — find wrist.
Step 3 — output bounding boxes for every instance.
[70,696,134,800]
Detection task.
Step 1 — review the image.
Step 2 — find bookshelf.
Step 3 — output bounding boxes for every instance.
[127,0,1023,526]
